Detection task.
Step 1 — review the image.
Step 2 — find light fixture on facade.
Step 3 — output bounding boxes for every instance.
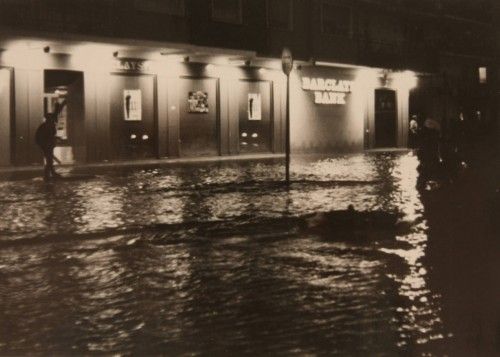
[314,60,366,69]
[206,64,215,71]
[393,70,418,90]
[43,46,50,53]
[258,68,267,74]
[314,60,337,67]
[228,59,246,66]
[381,70,390,87]
[162,54,184,63]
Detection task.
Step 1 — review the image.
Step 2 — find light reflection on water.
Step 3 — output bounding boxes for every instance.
[0,153,452,355]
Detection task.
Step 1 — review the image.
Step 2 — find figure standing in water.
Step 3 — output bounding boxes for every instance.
[416,117,441,190]
[35,99,67,181]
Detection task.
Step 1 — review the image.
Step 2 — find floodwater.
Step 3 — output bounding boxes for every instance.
[0,153,498,356]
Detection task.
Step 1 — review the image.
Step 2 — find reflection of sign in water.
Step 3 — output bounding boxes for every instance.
[188,91,209,113]
[248,93,262,120]
[301,77,353,105]
[124,90,142,121]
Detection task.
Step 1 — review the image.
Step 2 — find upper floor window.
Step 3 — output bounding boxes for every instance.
[134,0,185,17]
[479,67,487,84]
[267,0,293,31]
[212,0,242,24]
[321,2,352,36]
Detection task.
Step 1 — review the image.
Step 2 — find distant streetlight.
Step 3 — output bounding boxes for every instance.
[281,48,293,186]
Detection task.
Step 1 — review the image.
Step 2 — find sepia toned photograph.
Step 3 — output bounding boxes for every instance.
[0,0,499,356]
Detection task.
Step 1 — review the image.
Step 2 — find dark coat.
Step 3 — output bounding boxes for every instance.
[35,116,57,150]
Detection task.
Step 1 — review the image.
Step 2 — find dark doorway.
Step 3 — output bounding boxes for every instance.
[109,74,156,160]
[179,77,219,157]
[0,68,12,166]
[44,70,85,163]
[375,89,397,148]
[238,80,272,154]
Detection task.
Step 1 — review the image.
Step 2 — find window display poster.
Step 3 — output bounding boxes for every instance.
[188,91,209,113]
[56,105,68,140]
[124,89,142,121]
[248,93,262,120]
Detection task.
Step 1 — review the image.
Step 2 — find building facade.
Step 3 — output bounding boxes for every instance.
[0,0,498,166]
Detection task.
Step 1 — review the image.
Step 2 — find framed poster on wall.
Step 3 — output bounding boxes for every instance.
[188,91,209,113]
[124,89,142,121]
[248,93,262,120]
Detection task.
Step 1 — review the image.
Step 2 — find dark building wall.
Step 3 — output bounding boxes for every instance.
[189,0,266,53]
[0,0,497,71]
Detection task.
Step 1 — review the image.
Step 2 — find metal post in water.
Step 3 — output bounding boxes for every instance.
[281,48,293,186]
[285,73,290,185]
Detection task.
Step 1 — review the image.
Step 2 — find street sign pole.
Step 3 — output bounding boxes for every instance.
[285,73,290,185]
[281,48,293,186]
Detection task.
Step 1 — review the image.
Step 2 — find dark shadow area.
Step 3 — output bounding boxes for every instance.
[419,139,500,356]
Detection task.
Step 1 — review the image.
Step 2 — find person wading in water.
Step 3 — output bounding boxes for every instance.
[35,99,67,181]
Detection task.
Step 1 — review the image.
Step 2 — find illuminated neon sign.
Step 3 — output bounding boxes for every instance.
[302,77,353,105]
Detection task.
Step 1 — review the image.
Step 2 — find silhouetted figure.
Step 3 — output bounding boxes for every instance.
[35,100,66,181]
[416,118,441,189]
[452,111,468,163]
[440,118,462,183]
[408,115,419,150]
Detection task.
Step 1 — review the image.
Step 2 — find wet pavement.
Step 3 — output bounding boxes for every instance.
[0,151,498,356]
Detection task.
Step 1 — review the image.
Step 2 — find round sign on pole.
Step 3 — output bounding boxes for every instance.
[281,47,293,76]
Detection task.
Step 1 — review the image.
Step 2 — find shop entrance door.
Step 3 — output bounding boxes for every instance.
[179,78,219,157]
[0,68,12,166]
[374,89,397,148]
[238,80,272,153]
[110,74,156,160]
[44,70,85,163]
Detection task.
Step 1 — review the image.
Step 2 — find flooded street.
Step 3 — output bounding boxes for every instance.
[0,152,498,356]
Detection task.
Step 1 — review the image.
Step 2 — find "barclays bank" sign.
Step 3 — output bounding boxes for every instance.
[301,77,353,105]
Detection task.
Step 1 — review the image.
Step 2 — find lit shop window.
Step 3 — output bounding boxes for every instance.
[212,0,242,24]
[134,0,185,16]
[267,0,293,31]
[321,2,352,36]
